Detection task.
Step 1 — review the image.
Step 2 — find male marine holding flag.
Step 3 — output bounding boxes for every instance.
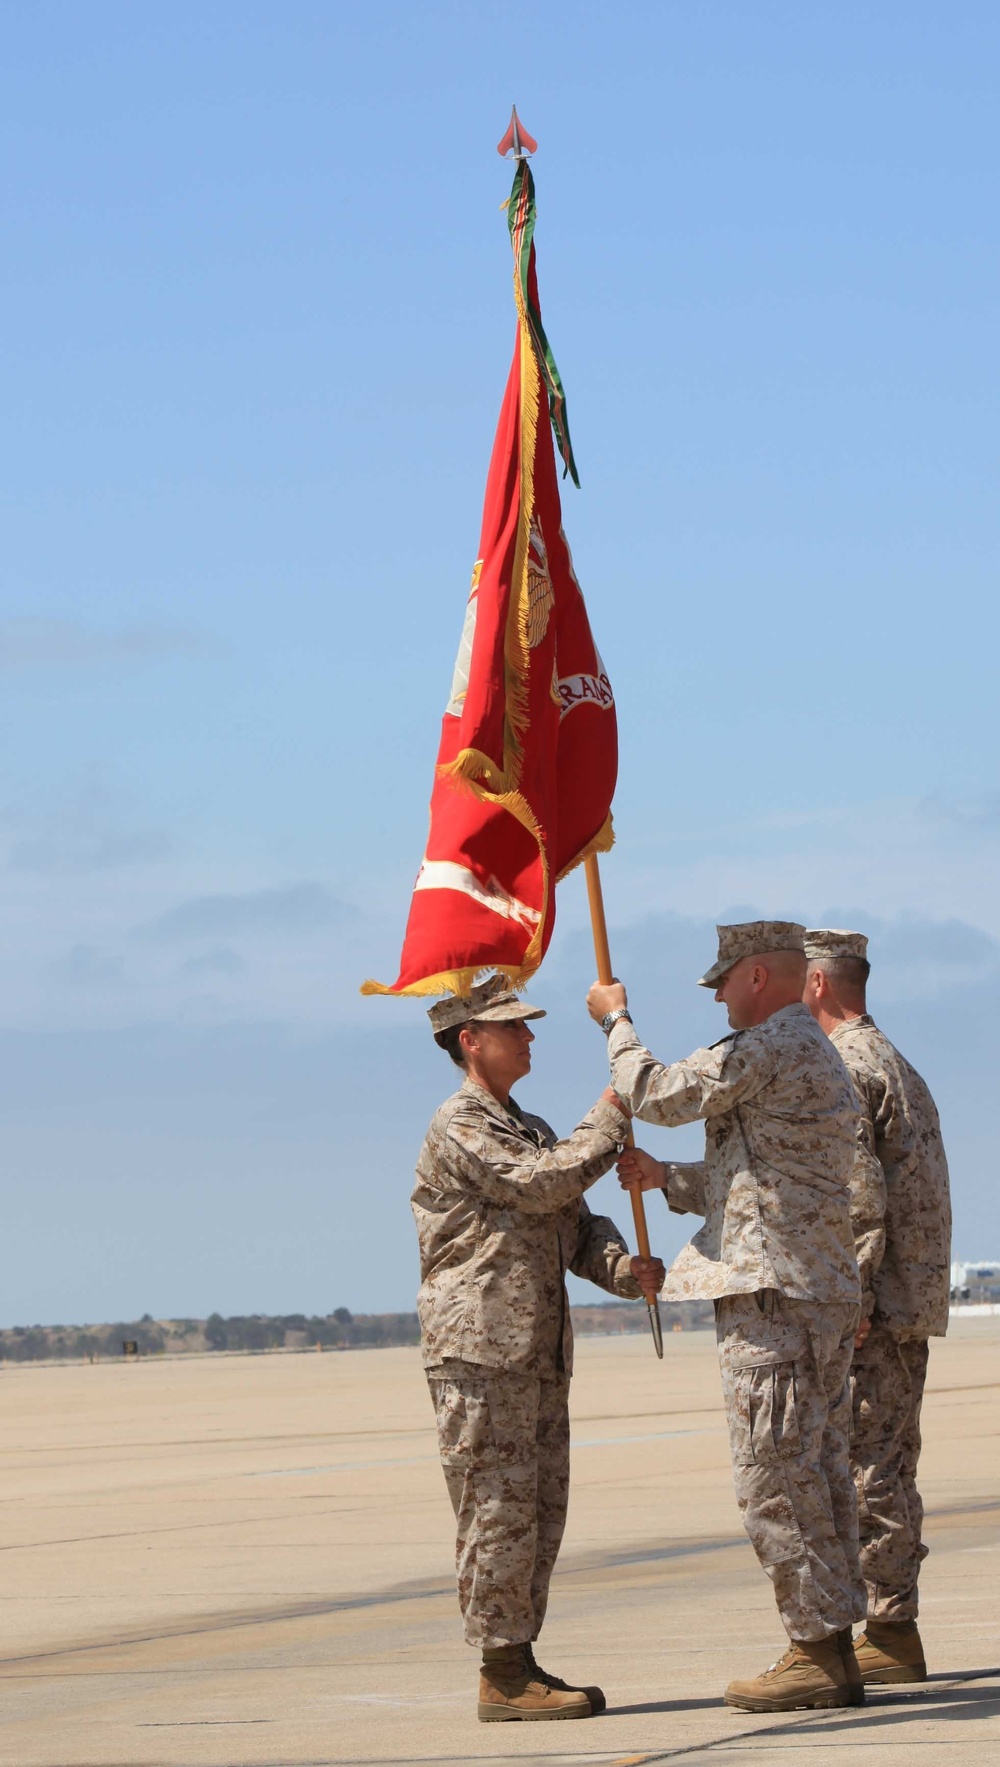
[588,922,872,1712]
[414,975,664,1723]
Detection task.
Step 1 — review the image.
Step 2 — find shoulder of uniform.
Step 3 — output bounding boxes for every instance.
[440,1085,476,1116]
[705,1024,778,1083]
[741,1007,824,1075]
[734,1017,785,1056]
[848,1024,933,1103]
[428,1088,484,1134]
[766,1004,826,1047]
[832,1017,895,1072]
[832,1013,879,1043]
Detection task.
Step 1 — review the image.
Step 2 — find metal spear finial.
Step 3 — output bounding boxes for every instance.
[497,106,538,161]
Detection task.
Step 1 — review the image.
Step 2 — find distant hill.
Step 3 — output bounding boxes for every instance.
[0,1299,713,1364]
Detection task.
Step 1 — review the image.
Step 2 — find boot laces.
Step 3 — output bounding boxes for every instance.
[524,1645,567,1690]
[764,1646,799,1677]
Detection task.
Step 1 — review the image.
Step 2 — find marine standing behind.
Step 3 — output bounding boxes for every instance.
[803,929,952,1684]
[413,976,664,1723]
[588,921,873,1712]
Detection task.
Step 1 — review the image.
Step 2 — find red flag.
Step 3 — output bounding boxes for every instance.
[363,160,616,999]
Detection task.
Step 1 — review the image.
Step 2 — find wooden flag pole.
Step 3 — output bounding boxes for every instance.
[584,853,664,1358]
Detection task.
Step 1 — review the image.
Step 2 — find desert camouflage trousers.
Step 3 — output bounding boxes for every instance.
[717,1290,866,1641]
[426,1358,570,1649]
[852,1324,930,1621]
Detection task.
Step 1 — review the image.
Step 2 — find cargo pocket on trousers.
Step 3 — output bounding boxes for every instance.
[732,1363,803,1466]
[851,1341,902,1448]
[430,1379,498,1473]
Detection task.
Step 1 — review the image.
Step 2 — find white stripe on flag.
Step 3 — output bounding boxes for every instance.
[413,861,541,931]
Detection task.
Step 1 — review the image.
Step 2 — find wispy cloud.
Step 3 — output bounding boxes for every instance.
[50,945,123,988]
[138,882,354,944]
[919,792,1000,831]
[3,787,172,875]
[547,905,1000,1021]
[10,827,170,874]
[0,618,216,668]
[823,911,1000,969]
[179,947,244,978]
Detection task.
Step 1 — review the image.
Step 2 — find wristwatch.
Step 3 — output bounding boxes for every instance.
[601,1007,632,1034]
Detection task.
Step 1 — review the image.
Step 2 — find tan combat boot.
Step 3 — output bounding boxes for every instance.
[835,1627,866,1707]
[525,1643,606,1714]
[853,1619,927,1684]
[724,1636,852,1712]
[478,1644,591,1722]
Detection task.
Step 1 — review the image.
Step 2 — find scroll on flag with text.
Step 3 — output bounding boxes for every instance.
[363,158,616,999]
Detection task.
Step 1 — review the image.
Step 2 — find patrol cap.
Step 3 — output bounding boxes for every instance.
[427,973,546,1035]
[698,921,807,989]
[804,928,869,964]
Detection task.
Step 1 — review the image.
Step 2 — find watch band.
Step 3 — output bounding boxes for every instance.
[601,1007,632,1034]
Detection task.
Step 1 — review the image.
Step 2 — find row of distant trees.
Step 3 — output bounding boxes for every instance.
[0,1301,710,1364]
[0,1315,194,1362]
[0,1310,422,1362]
[202,1310,421,1352]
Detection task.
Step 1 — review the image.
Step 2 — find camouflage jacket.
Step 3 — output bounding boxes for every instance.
[829,1016,951,1337]
[412,1078,638,1374]
[608,1004,864,1305]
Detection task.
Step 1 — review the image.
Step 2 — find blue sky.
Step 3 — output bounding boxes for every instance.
[2,2,998,1325]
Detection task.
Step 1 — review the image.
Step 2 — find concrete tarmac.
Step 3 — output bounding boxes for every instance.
[0,1319,996,1766]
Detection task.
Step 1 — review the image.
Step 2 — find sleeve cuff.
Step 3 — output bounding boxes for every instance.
[612,1252,642,1298]
[607,1017,642,1060]
[663,1164,696,1215]
[589,1095,631,1146]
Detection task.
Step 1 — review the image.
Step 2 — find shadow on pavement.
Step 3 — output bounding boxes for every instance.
[609,1671,1000,1726]
[778,1680,1000,1736]
[610,1697,724,1715]
[923,1666,1000,1683]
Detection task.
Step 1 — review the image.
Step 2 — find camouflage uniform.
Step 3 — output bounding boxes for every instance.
[426,1359,572,1647]
[829,1015,952,1622]
[414,1079,636,1647]
[608,1002,869,1639]
[718,1292,861,1640]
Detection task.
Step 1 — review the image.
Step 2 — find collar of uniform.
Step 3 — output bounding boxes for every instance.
[828,1012,875,1041]
[460,1075,529,1130]
[735,1001,811,1036]
[711,1002,810,1047]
